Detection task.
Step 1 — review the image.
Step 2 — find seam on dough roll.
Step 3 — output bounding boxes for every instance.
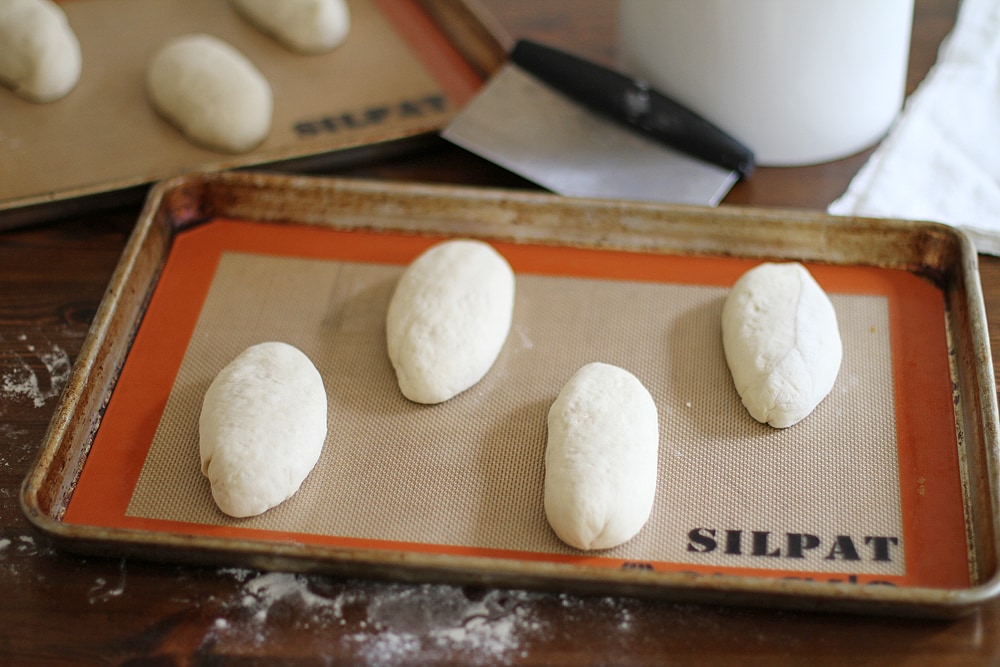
[721,262,843,428]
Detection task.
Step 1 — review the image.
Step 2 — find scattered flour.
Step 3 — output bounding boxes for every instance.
[88,559,128,604]
[0,532,57,580]
[348,582,541,665]
[207,570,549,665]
[7,554,639,661]
[0,338,72,408]
[0,423,35,476]
[514,323,535,350]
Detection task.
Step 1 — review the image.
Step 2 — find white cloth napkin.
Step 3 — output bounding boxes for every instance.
[828,0,1000,254]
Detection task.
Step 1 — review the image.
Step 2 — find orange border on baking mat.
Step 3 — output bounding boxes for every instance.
[371,0,484,107]
[63,219,968,590]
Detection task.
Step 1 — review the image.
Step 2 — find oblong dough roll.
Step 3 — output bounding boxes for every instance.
[199,342,327,518]
[386,239,515,404]
[146,33,272,153]
[0,0,81,102]
[545,362,659,551]
[230,0,350,54]
[722,262,843,428]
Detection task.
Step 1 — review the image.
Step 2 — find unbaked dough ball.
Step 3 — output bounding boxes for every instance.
[0,0,81,103]
[722,262,843,428]
[199,342,327,518]
[545,362,659,551]
[230,0,350,54]
[386,239,515,404]
[146,33,272,153]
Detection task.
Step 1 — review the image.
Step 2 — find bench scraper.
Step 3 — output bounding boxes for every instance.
[442,40,754,206]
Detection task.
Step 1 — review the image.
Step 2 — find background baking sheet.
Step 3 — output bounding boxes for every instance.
[0,0,498,227]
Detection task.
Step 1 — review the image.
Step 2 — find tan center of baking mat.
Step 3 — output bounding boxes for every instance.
[125,250,903,578]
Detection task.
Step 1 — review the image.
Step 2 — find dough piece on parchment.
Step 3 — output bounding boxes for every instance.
[146,33,272,153]
[386,239,515,404]
[199,342,327,518]
[230,0,350,55]
[544,362,659,551]
[0,0,81,103]
[721,262,843,428]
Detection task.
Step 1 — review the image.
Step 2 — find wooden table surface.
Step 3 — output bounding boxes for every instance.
[5,0,1000,664]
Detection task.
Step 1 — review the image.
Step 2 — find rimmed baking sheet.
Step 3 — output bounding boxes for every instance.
[21,173,1000,617]
[0,0,503,227]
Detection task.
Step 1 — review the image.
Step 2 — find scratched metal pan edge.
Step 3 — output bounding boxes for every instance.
[20,171,1000,619]
[0,0,505,230]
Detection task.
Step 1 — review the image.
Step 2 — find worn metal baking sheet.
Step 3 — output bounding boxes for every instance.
[19,172,1000,618]
[0,0,505,228]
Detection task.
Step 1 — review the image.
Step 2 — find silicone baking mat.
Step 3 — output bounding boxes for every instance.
[62,218,969,590]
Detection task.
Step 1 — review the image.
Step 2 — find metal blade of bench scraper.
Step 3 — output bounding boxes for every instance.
[442,65,737,206]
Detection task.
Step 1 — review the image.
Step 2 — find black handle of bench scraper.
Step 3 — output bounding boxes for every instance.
[510,40,755,178]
